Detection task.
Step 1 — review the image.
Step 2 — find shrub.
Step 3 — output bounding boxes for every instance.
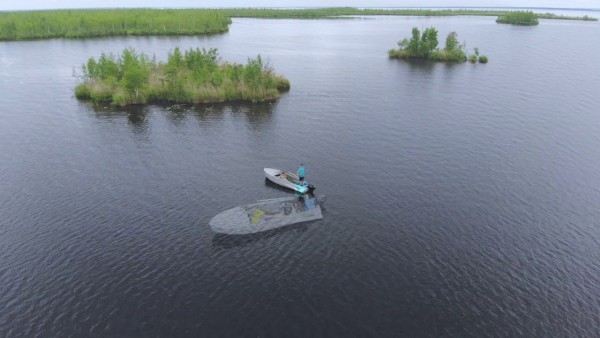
[84,81,114,102]
[74,83,91,99]
[478,55,488,63]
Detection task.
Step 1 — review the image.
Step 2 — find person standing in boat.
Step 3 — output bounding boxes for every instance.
[297,163,306,184]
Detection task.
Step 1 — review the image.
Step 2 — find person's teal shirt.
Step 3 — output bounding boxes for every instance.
[297,166,305,178]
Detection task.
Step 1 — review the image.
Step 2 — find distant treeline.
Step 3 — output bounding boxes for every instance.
[389,27,488,64]
[218,7,597,22]
[0,8,597,41]
[75,48,290,106]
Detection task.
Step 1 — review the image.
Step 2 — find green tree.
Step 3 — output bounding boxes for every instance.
[166,47,183,77]
[184,48,218,84]
[398,27,439,58]
[445,32,459,51]
[121,49,149,99]
[406,27,421,55]
[419,27,438,58]
[85,58,98,78]
[244,55,264,86]
[96,53,119,80]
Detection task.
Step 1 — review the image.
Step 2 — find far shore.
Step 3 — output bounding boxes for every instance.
[0,8,597,41]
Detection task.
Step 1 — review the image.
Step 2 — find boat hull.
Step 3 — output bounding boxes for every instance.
[209,196,323,235]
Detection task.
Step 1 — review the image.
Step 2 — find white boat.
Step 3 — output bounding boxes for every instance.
[264,168,315,194]
[209,196,323,235]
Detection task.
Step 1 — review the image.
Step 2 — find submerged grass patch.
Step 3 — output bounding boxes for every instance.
[75,48,290,106]
[0,8,596,41]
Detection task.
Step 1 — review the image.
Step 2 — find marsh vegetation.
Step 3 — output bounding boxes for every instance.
[75,48,290,106]
[0,8,595,41]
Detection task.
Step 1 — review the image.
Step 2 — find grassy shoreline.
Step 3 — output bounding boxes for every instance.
[75,48,290,107]
[1,8,597,41]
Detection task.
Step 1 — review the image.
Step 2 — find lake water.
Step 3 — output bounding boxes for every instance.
[1,16,599,336]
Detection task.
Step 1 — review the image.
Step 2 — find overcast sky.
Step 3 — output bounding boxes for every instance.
[2,0,599,11]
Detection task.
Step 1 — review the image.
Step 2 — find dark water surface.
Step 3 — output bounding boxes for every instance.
[1,16,599,336]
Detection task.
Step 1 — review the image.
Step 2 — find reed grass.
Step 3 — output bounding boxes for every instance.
[75,47,290,106]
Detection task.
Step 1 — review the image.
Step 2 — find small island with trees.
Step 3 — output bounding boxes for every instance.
[75,48,290,107]
[496,11,540,25]
[388,27,488,64]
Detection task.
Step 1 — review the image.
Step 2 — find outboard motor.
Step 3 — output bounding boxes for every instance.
[301,180,315,193]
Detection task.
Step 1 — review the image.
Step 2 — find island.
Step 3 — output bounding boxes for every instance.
[75,48,290,106]
[389,27,488,64]
[496,11,540,25]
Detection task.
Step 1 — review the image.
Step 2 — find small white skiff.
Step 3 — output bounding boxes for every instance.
[264,168,315,194]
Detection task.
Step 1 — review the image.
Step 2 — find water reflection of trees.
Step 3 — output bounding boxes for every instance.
[192,102,275,122]
[89,104,150,134]
[240,102,278,129]
[403,59,436,73]
[192,102,277,132]
[192,104,228,123]
[87,101,277,132]
[392,58,462,74]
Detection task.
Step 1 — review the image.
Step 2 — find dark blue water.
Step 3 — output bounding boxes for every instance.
[1,16,599,336]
